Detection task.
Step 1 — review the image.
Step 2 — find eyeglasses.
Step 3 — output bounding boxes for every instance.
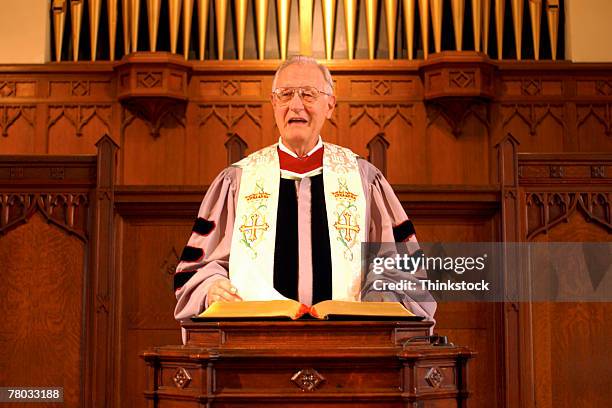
[271,86,332,105]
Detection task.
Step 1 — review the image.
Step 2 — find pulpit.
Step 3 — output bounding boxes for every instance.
[142,321,474,407]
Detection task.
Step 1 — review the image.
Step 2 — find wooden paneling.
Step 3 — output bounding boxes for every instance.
[0,56,611,408]
[530,214,612,408]
[0,214,85,407]
[512,153,612,408]
[117,218,186,408]
[0,155,97,408]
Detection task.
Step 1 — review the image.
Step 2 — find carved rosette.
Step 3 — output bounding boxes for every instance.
[425,366,444,388]
[173,367,192,388]
[291,368,325,391]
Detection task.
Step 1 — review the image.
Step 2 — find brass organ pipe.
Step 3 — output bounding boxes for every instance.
[451,0,464,51]
[235,0,248,59]
[418,0,429,59]
[343,0,357,59]
[276,0,291,60]
[147,0,161,51]
[365,0,378,59]
[321,0,336,60]
[107,0,118,60]
[255,0,268,59]
[546,0,559,60]
[183,0,194,59]
[402,0,415,59]
[122,0,130,55]
[528,0,541,60]
[482,0,490,53]
[169,0,182,54]
[130,0,140,52]
[198,0,210,59]
[89,0,102,60]
[511,0,523,60]
[299,0,314,55]
[431,0,443,53]
[71,0,84,61]
[495,0,504,59]
[215,0,228,60]
[384,0,397,59]
[472,0,482,52]
[52,0,66,62]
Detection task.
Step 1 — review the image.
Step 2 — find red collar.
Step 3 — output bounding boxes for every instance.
[278,147,324,174]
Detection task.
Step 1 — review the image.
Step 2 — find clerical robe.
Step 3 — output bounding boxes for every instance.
[174,143,437,331]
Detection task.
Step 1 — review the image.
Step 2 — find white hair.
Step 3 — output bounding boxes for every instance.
[272,55,334,94]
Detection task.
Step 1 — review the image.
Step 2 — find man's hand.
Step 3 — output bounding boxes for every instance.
[208,279,243,304]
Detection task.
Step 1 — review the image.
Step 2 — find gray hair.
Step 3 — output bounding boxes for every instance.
[272,55,334,94]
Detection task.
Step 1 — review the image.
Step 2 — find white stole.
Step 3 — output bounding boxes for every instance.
[229,142,366,302]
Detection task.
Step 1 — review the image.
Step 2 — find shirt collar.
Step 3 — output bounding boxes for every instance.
[278,136,323,158]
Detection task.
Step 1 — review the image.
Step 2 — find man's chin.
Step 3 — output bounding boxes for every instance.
[283,132,314,144]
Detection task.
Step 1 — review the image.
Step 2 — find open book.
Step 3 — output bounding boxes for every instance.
[193,299,421,321]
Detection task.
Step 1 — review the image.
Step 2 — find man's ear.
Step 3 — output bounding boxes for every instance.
[326,95,336,119]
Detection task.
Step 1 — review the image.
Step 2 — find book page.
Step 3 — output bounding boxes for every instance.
[309,300,416,319]
[198,299,307,319]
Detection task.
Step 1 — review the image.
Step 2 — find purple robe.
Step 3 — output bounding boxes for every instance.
[174,156,437,340]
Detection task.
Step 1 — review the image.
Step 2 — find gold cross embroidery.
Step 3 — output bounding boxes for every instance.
[334,212,360,242]
[240,213,269,241]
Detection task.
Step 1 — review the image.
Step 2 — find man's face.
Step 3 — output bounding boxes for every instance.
[271,63,336,150]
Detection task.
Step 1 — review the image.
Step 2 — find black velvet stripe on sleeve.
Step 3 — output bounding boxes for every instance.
[192,217,215,236]
[180,246,204,262]
[412,249,425,258]
[310,174,333,304]
[273,178,299,301]
[174,271,196,291]
[393,219,416,242]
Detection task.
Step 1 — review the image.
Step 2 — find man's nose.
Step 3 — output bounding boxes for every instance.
[288,91,305,111]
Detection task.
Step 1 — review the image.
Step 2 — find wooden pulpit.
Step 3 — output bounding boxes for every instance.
[142,321,473,407]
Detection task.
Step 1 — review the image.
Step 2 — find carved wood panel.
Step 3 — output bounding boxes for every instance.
[117,217,189,408]
[0,105,36,153]
[529,214,612,408]
[1,59,612,408]
[516,152,612,408]
[0,215,85,408]
[47,104,112,154]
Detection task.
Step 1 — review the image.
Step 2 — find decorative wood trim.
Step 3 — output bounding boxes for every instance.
[0,105,35,137]
[198,104,262,132]
[427,100,489,137]
[349,104,413,132]
[87,134,119,408]
[576,103,612,136]
[367,133,390,177]
[291,368,325,391]
[0,192,89,240]
[502,103,564,136]
[47,104,111,136]
[225,132,248,165]
[0,155,96,239]
[518,153,612,185]
[525,191,611,240]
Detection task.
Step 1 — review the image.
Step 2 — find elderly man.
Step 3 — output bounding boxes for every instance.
[174,56,435,329]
